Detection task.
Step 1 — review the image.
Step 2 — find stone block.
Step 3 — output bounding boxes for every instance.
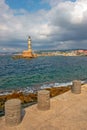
[71,80,81,94]
[5,99,21,126]
[37,90,50,110]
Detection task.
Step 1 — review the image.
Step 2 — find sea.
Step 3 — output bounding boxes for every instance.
[0,55,87,95]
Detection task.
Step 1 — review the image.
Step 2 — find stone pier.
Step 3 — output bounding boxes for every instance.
[1,84,87,130]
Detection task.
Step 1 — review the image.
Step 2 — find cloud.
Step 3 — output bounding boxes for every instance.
[0,0,87,51]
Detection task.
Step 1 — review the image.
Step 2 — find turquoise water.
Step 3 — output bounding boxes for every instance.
[0,55,87,93]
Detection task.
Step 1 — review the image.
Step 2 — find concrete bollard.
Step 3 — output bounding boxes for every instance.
[71,80,81,94]
[37,90,50,110]
[5,99,21,126]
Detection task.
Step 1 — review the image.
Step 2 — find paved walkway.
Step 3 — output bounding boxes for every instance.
[0,84,87,130]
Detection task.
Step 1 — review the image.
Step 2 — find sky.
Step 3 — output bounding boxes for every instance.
[0,0,87,52]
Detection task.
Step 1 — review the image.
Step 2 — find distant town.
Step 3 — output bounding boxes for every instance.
[37,49,87,57]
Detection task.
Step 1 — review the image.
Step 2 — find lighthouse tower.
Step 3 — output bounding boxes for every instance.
[22,36,37,58]
[28,36,32,52]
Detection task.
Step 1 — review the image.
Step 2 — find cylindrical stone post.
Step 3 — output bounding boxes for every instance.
[71,80,81,94]
[5,99,21,126]
[37,90,50,110]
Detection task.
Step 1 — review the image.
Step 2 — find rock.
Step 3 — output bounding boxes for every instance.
[0,86,70,116]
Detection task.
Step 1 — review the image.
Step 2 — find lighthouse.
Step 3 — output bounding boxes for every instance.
[22,36,37,58]
[28,36,32,52]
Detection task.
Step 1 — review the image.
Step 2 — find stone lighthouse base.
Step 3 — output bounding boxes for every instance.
[12,51,37,59]
[22,50,37,58]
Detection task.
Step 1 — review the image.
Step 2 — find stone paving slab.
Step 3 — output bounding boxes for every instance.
[0,84,87,130]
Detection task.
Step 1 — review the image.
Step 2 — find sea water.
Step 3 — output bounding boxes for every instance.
[0,55,87,94]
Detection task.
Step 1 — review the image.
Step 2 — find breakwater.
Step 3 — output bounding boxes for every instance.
[0,86,70,116]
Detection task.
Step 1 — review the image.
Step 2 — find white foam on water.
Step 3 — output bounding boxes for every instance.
[40,82,72,89]
[54,82,72,87]
[0,80,85,95]
[40,80,85,89]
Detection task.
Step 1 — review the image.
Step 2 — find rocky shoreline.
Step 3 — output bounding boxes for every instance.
[0,86,70,116]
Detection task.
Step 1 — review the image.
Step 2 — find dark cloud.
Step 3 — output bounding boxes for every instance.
[0,0,87,51]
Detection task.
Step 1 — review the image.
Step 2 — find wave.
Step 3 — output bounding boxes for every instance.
[0,80,85,96]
